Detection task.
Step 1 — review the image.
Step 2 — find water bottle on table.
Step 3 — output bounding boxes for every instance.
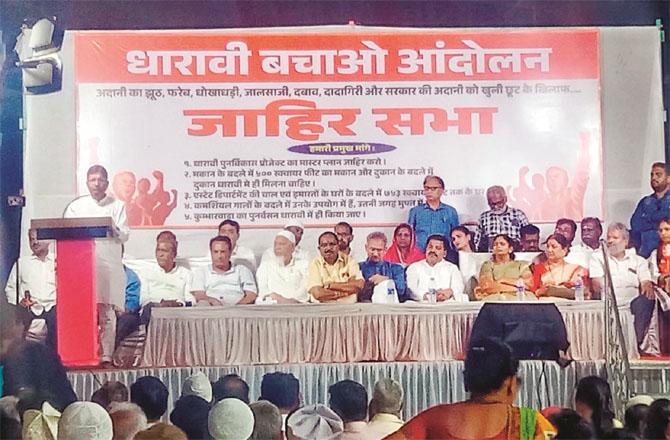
[515,277,525,301]
[574,275,584,301]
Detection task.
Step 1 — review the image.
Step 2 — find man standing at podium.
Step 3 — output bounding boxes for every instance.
[63,164,129,367]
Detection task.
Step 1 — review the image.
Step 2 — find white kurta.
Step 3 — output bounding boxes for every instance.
[63,194,129,243]
[406,259,467,302]
[5,253,56,315]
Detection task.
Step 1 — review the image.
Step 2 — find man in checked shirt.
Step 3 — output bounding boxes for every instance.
[474,186,529,252]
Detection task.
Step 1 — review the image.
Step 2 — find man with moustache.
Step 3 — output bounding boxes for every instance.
[307,232,364,303]
[406,235,466,302]
[519,224,541,252]
[408,175,460,253]
[631,162,670,258]
[256,230,309,303]
[359,232,408,302]
[474,186,529,251]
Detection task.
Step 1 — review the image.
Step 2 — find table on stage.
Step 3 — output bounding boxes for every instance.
[140,300,639,367]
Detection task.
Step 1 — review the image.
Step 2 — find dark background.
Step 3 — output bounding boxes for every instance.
[0,0,668,285]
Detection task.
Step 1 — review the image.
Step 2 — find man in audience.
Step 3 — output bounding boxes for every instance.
[367,378,404,438]
[256,231,309,303]
[212,374,250,403]
[406,235,466,302]
[109,402,147,440]
[130,376,169,428]
[260,372,301,434]
[139,232,191,323]
[181,371,213,403]
[261,222,310,263]
[474,185,529,251]
[218,219,257,272]
[191,236,257,306]
[171,395,210,439]
[208,398,255,440]
[58,401,114,440]
[308,232,364,303]
[63,164,129,242]
[409,175,459,253]
[519,224,541,252]
[359,232,408,302]
[5,228,57,350]
[250,400,282,440]
[329,380,375,440]
[286,404,344,439]
[631,162,670,257]
[91,381,129,410]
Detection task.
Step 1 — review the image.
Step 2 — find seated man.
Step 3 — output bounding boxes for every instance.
[256,231,309,303]
[406,235,467,302]
[4,229,57,350]
[519,224,541,252]
[590,223,655,352]
[358,232,408,302]
[115,261,142,348]
[218,219,257,273]
[191,236,257,306]
[139,232,192,323]
[260,222,310,263]
[308,232,364,303]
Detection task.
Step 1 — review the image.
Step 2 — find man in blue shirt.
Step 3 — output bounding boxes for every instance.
[408,175,460,253]
[359,232,408,302]
[115,265,141,348]
[631,162,670,258]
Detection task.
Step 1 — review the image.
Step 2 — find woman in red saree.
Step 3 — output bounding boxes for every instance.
[384,223,425,268]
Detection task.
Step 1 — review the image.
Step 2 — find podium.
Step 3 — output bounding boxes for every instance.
[32,217,124,367]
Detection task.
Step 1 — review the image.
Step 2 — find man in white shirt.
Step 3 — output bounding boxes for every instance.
[260,222,310,264]
[5,229,57,349]
[568,217,603,267]
[63,164,129,243]
[406,235,467,302]
[256,231,309,304]
[139,232,192,323]
[191,236,257,305]
[218,219,257,273]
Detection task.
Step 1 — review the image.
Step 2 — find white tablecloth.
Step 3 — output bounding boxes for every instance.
[141,300,639,367]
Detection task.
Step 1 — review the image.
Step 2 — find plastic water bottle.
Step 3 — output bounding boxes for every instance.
[574,276,584,301]
[428,288,437,303]
[516,277,525,301]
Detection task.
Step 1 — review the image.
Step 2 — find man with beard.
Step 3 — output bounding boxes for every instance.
[474,186,529,252]
[631,162,670,258]
[406,235,466,302]
[256,231,309,303]
[307,232,364,303]
[590,222,655,353]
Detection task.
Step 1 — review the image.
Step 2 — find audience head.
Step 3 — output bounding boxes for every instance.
[548,408,595,439]
[486,186,507,213]
[212,374,250,403]
[209,235,233,271]
[218,219,241,247]
[392,223,415,250]
[91,381,129,410]
[130,376,169,422]
[575,376,615,438]
[250,400,282,440]
[284,221,304,246]
[650,162,670,194]
[109,401,147,440]
[422,175,445,204]
[328,380,368,423]
[369,378,403,419]
[286,404,343,440]
[365,232,388,263]
[155,239,177,272]
[274,230,296,260]
[463,337,519,402]
[544,233,571,263]
[260,372,301,413]
[425,234,448,266]
[606,222,630,256]
[519,224,541,252]
[581,217,603,249]
[170,395,210,440]
[135,423,188,440]
[624,395,653,437]
[182,371,213,403]
[28,228,49,257]
[58,401,113,440]
[555,218,578,245]
[86,164,109,201]
[644,398,670,440]
[451,226,474,252]
[208,398,255,440]
[491,234,515,262]
[334,222,354,252]
[318,232,340,265]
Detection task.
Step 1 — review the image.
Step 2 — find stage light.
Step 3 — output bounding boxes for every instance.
[14,17,62,93]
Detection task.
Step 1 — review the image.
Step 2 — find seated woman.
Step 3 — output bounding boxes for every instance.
[474,234,535,301]
[532,234,589,300]
[384,223,425,268]
[387,337,555,439]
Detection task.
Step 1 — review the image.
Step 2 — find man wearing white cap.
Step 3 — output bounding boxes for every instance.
[286,404,344,440]
[261,222,310,264]
[208,398,255,440]
[58,401,113,440]
[256,231,309,304]
[181,371,213,403]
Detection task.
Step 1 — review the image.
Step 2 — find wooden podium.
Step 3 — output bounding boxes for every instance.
[32,217,124,367]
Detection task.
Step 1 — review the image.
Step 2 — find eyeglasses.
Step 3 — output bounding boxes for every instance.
[423,186,442,191]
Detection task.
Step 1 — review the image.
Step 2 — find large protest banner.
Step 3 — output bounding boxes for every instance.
[74,28,601,228]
